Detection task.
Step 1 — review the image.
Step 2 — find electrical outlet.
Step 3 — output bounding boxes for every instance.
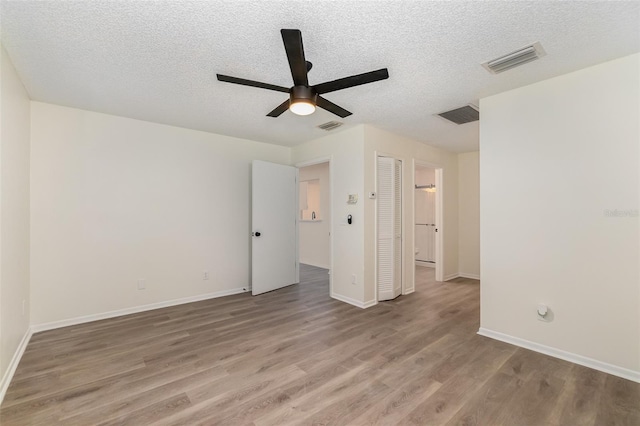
[137,279,146,290]
[351,274,357,285]
[203,271,209,280]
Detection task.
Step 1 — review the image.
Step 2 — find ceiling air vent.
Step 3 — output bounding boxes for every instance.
[482,42,546,74]
[437,104,479,125]
[317,121,343,131]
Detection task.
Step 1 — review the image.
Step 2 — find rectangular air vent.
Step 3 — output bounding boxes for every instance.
[437,104,479,125]
[317,121,343,131]
[482,42,546,74]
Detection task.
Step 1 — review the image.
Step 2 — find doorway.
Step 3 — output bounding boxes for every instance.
[296,159,332,293]
[414,162,443,283]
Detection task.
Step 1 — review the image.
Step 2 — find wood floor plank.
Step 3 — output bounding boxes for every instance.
[297,378,392,425]
[497,347,573,382]
[251,357,388,426]
[491,370,566,425]
[97,393,192,426]
[157,364,307,426]
[295,326,398,374]
[188,362,352,425]
[60,365,225,425]
[445,372,524,425]
[1,264,638,425]
[352,375,442,425]
[400,373,481,425]
[594,374,640,426]
[547,364,606,426]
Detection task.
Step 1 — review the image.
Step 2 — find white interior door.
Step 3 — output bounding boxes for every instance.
[377,156,402,301]
[252,160,298,295]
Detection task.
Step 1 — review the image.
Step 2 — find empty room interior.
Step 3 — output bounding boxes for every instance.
[0,1,639,424]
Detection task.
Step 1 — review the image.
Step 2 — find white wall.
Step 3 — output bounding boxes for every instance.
[30,103,290,326]
[298,162,330,269]
[363,126,459,302]
[0,45,31,393]
[291,127,366,307]
[458,151,480,278]
[480,54,639,376]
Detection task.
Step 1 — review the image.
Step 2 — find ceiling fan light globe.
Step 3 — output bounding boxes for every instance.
[290,100,316,115]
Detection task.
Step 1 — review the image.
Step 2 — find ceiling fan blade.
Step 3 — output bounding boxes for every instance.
[217,74,290,93]
[317,96,352,118]
[313,68,389,94]
[266,99,290,117]
[281,29,309,86]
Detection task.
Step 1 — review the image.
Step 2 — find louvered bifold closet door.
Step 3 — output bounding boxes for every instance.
[393,159,402,296]
[377,156,401,301]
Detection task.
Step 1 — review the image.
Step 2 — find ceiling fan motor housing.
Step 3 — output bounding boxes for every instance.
[290,85,317,106]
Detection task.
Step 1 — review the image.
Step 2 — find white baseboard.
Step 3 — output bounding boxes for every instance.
[31,287,247,333]
[0,327,33,404]
[478,327,640,383]
[403,288,415,295]
[458,272,480,280]
[443,272,481,281]
[331,292,377,309]
[415,261,435,268]
[362,299,377,308]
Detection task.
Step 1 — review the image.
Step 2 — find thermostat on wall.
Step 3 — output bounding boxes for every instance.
[347,194,358,204]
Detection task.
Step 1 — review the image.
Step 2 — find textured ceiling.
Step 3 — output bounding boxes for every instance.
[1,1,639,152]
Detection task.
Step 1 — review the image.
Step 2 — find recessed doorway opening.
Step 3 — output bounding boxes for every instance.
[415,162,443,284]
[296,158,332,295]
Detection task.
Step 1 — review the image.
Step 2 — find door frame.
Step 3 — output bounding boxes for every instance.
[295,156,333,295]
[374,152,406,302]
[413,159,444,283]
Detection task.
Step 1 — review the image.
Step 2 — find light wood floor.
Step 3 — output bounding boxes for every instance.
[1,265,638,425]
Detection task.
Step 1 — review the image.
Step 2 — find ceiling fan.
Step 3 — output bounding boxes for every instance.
[216,29,389,118]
